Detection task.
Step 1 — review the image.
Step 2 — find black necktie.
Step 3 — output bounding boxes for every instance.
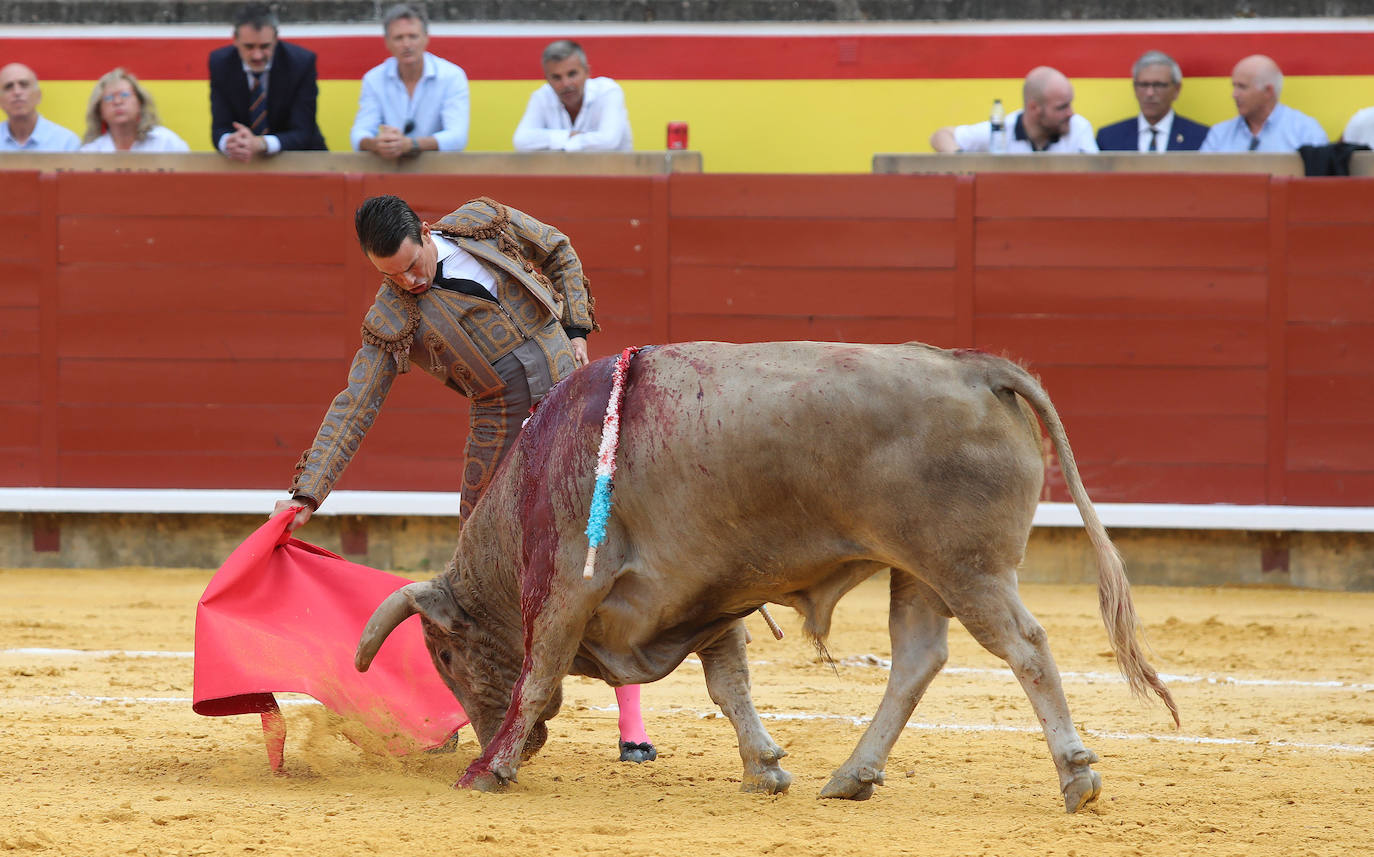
[1248,136,1260,151]
[1148,126,1160,152]
[434,274,496,302]
[248,73,267,134]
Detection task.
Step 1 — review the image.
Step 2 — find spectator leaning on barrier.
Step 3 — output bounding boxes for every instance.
[1200,55,1327,153]
[1,63,81,152]
[1341,105,1374,146]
[512,39,633,152]
[930,66,1098,154]
[80,68,190,153]
[208,3,328,161]
[1096,50,1208,152]
[350,3,469,159]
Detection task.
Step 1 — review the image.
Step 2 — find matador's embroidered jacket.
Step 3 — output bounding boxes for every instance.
[289,197,598,506]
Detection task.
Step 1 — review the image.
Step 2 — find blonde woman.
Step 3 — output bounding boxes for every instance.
[80,68,189,152]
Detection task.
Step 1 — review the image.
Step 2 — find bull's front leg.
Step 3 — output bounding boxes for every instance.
[698,620,792,794]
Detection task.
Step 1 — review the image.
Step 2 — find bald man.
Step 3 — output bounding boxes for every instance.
[0,63,81,151]
[930,66,1098,154]
[1200,55,1327,152]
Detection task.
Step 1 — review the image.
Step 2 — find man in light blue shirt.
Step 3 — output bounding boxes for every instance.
[350,3,469,158]
[0,63,81,152]
[1200,55,1327,153]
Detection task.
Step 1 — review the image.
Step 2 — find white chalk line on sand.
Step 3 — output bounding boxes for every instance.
[7,647,1374,693]
[4,692,1369,756]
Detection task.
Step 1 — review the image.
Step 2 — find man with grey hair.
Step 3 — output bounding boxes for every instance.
[350,3,470,158]
[1096,50,1208,151]
[513,39,633,152]
[930,66,1097,153]
[1200,54,1326,152]
[0,63,80,151]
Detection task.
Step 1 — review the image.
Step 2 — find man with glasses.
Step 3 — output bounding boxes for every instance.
[1096,51,1208,152]
[1200,55,1327,153]
[1,63,81,152]
[209,3,328,161]
[351,3,470,159]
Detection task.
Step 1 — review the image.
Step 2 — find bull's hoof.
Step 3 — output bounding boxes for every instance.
[741,767,792,795]
[619,740,658,763]
[819,767,885,800]
[1062,749,1102,813]
[458,762,516,793]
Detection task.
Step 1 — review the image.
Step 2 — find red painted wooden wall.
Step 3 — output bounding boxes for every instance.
[1,171,1369,506]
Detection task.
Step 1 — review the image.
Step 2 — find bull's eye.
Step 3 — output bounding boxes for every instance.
[439,650,453,665]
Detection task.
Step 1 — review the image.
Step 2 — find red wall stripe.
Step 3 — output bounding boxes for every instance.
[3,31,1373,81]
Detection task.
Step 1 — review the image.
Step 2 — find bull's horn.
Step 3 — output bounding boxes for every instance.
[355,581,431,672]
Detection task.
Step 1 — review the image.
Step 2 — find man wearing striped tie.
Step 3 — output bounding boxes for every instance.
[209,3,327,161]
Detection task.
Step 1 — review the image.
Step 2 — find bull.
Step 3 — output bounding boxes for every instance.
[356,341,1178,812]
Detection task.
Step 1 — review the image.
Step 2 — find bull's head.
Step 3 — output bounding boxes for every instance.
[355,577,558,760]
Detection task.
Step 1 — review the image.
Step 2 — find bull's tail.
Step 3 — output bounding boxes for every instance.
[985,356,1180,727]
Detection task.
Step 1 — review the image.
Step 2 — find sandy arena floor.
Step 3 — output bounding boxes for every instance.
[2,564,1371,856]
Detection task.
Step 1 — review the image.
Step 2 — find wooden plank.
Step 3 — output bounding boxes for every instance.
[1285,471,1374,506]
[975,219,1269,268]
[0,172,40,214]
[667,314,961,347]
[1286,422,1374,471]
[0,307,38,355]
[1059,461,1268,504]
[1265,176,1289,506]
[0,262,41,304]
[1033,366,1268,416]
[1287,225,1374,273]
[1287,324,1374,374]
[0,404,40,447]
[668,266,958,317]
[0,355,41,402]
[38,172,58,484]
[56,264,349,314]
[647,174,670,344]
[975,173,1270,219]
[58,215,342,266]
[1062,414,1267,465]
[58,358,349,406]
[0,450,42,484]
[55,173,348,217]
[57,451,303,489]
[1286,273,1374,323]
[975,317,1267,367]
[669,174,958,219]
[1287,374,1374,422]
[56,404,335,453]
[954,175,975,344]
[975,268,1268,319]
[360,175,654,222]
[1287,177,1374,224]
[0,213,41,260]
[56,311,345,359]
[671,218,957,268]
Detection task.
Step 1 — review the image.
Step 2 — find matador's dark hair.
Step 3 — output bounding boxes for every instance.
[355,194,423,258]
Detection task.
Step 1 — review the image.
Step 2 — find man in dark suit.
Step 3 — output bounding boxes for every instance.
[209,3,327,161]
[1096,50,1208,152]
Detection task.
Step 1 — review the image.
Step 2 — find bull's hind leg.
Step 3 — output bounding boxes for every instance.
[821,570,950,800]
[698,621,792,794]
[942,576,1101,813]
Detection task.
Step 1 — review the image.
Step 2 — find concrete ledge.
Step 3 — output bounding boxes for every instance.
[2,490,1371,590]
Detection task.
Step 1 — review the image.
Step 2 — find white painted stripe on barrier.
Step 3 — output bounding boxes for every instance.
[2,488,1371,531]
[8,693,1364,755]
[10,648,1370,693]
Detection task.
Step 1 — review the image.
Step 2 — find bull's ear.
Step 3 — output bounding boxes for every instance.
[408,582,467,631]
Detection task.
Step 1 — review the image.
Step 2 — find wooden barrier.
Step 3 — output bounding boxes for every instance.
[0,169,1370,507]
[0,151,703,175]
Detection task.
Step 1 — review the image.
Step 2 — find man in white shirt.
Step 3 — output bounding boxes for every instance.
[930,66,1098,154]
[0,63,81,152]
[513,40,633,152]
[1341,106,1374,147]
[350,3,469,158]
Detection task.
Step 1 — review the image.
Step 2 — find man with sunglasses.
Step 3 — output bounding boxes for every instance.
[209,3,327,161]
[1096,51,1208,152]
[351,3,470,159]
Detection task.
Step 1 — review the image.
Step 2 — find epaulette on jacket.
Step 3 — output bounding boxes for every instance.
[361,286,421,372]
